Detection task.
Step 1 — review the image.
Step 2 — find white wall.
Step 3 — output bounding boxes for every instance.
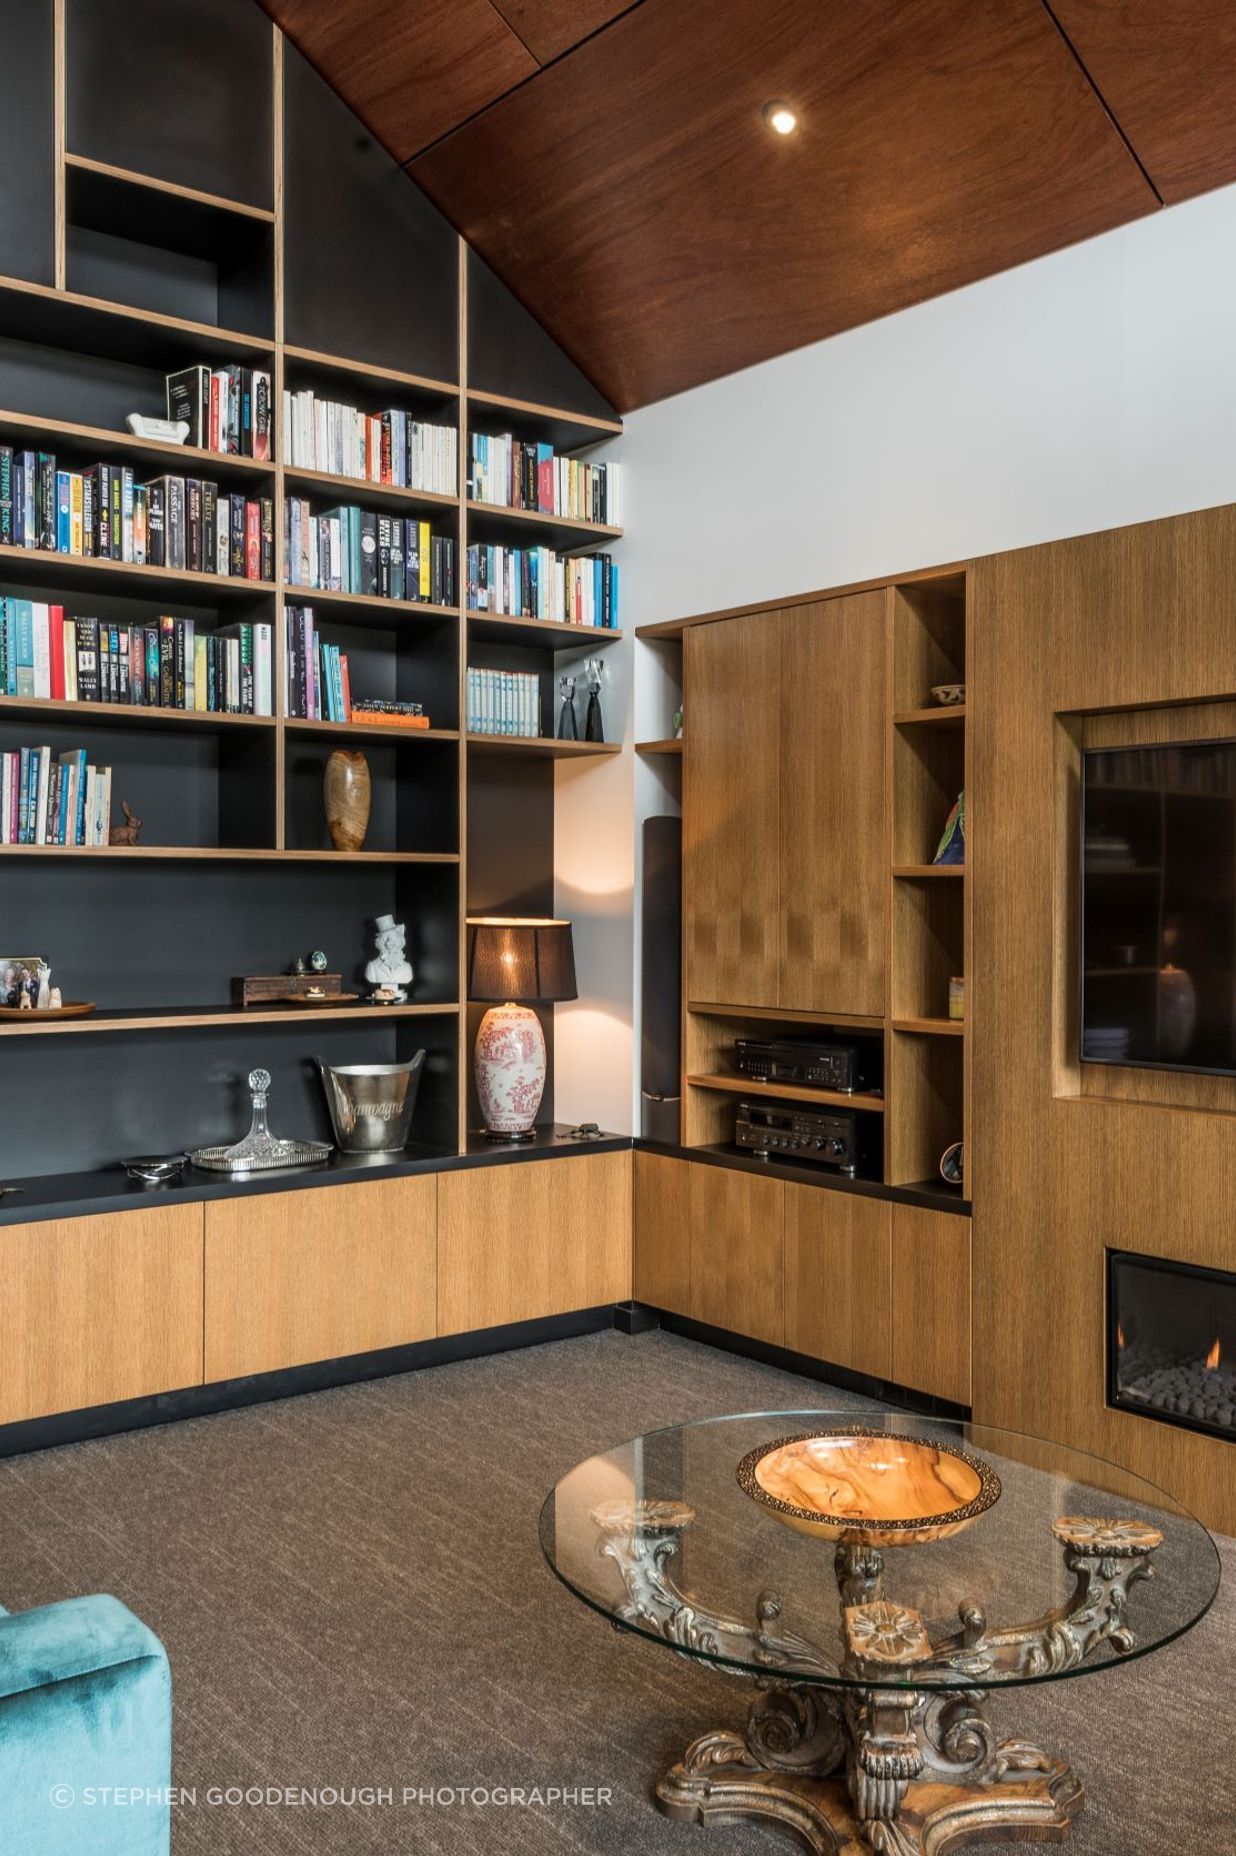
[554,180,1236,1133]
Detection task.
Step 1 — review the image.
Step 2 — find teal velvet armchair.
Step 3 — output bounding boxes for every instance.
[0,1593,171,1855]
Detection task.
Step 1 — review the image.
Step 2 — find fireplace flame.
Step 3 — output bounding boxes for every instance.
[1206,1337,1222,1371]
[1116,1324,1126,1351]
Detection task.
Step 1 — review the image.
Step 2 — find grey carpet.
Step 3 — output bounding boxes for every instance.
[0,1328,1229,1854]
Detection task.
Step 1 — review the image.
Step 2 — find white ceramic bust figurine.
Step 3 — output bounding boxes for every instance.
[365,914,413,1002]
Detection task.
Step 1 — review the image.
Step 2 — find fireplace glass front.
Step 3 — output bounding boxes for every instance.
[1109,1249,1236,1442]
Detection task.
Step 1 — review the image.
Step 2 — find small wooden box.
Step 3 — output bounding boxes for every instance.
[231,974,343,1007]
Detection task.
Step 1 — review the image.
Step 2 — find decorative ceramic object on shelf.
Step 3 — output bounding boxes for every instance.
[556,673,579,741]
[316,1053,426,1152]
[191,1068,331,1174]
[948,975,965,1021]
[933,789,965,865]
[125,414,189,444]
[467,917,577,1139]
[930,682,966,706]
[309,949,328,973]
[323,748,371,852]
[735,1428,1001,1547]
[364,914,412,1003]
[583,656,606,743]
[940,1140,964,1185]
[673,706,684,739]
[108,800,143,846]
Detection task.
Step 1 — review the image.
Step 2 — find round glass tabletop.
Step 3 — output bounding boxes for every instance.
[539,1411,1219,1692]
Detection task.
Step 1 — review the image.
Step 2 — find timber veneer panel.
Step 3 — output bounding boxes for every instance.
[688,1164,783,1349]
[204,1177,437,1380]
[780,594,887,1017]
[0,1204,203,1424]
[633,1150,690,1316]
[783,1186,890,1380]
[970,502,1236,1534]
[437,1150,631,1335]
[890,1204,970,1407]
[684,614,781,1010]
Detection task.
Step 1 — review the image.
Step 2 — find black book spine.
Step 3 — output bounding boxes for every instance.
[159,617,174,709]
[110,466,123,561]
[186,479,203,573]
[377,514,392,598]
[202,480,218,576]
[146,481,165,568]
[37,453,56,551]
[229,495,245,578]
[359,509,378,597]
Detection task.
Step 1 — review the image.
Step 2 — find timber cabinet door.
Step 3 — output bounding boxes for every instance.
[204,1177,437,1380]
[684,613,782,1008]
[783,1183,892,1379]
[688,1163,784,1347]
[780,592,888,1015]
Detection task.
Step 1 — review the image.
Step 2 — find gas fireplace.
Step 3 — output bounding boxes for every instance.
[1109,1250,1236,1442]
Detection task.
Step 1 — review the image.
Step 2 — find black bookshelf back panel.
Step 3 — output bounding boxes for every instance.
[466,753,554,918]
[0,0,55,286]
[287,614,459,731]
[66,167,274,333]
[282,47,458,382]
[284,737,459,856]
[66,0,274,210]
[0,716,277,849]
[467,250,616,422]
[0,1014,461,1176]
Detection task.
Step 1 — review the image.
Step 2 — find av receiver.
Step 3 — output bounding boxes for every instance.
[735,1102,860,1174]
[734,1036,878,1095]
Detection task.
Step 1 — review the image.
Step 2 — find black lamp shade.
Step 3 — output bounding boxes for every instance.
[467,917,577,1003]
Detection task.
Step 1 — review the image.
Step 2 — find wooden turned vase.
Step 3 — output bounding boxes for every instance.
[324,749,371,852]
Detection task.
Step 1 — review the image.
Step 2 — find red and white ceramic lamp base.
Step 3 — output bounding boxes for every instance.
[474,1002,547,1139]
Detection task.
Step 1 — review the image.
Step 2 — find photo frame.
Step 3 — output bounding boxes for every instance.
[0,959,48,1010]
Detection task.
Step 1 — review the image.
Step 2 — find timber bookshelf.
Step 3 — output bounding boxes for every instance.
[0,0,625,1176]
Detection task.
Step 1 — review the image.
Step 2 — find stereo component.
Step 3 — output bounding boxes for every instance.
[735,1101,860,1174]
[734,1036,879,1095]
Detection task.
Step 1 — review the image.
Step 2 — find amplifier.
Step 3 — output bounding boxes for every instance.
[734,1037,877,1095]
[735,1102,859,1174]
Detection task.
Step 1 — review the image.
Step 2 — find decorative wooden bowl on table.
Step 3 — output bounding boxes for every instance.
[736,1428,1001,1547]
[0,1001,96,1021]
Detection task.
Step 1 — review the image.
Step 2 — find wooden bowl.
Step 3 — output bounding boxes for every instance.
[736,1428,1001,1546]
[0,1001,96,1021]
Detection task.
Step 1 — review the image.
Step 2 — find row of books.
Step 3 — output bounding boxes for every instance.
[0,450,273,578]
[466,546,619,629]
[167,365,272,458]
[284,608,429,726]
[466,667,541,740]
[283,501,457,606]
[0,600,272,715]
[1,747,112,846]
[281,391,456,494]
[468,435,619,526]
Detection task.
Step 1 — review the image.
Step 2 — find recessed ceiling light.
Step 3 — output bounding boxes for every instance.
[762,100,798,136]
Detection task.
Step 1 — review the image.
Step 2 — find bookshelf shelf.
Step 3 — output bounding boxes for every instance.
[282,466,459,513]
[283,585,459,622]
[63,153,277,225]
[282,344,460,403]
[686,1072,887,1114]
[283,718,459,745]
[0,409,273,482]
[0,697,275,734]
[465,611,622,651]
[0,844,459,863]
[0,544,275,600]
[466,388,621,451]
[0,1000,460,1037]
[892,1017,966,1037]
[466,734,620,761]
[465,500,621,543]
[0,275,275,367]
[688,1001,884,1032]
[637,737,682,756]
[894,705,967,727]
[635,618,687,641]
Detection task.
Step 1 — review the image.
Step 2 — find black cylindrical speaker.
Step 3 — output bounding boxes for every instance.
[641,815,682,1143]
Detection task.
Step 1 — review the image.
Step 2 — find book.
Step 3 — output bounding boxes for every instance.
[167,366,209,446]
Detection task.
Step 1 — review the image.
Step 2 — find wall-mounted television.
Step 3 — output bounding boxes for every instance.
[1081,739,1236,1075]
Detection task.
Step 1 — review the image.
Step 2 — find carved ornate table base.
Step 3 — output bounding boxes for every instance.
[590,1501,1164,1856]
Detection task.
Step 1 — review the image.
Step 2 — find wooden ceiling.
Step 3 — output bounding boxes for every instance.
[263,0,1236,411]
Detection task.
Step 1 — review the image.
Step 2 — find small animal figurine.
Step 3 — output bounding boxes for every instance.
[109,800,142,846]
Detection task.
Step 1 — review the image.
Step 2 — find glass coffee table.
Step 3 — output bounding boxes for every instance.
[540,1411,1219,1854]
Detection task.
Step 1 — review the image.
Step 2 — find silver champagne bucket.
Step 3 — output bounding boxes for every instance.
[315,1052,426,1152]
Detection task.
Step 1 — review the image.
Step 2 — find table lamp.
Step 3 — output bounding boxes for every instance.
[467,917,577,1139]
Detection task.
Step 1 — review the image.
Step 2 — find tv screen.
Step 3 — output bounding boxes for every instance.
[1081,739,1236,1074]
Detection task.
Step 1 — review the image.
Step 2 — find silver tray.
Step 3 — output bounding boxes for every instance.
[190,1138,332,1174]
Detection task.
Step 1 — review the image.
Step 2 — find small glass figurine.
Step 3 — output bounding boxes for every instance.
[583,657,605,744]
[557,673,579,741]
